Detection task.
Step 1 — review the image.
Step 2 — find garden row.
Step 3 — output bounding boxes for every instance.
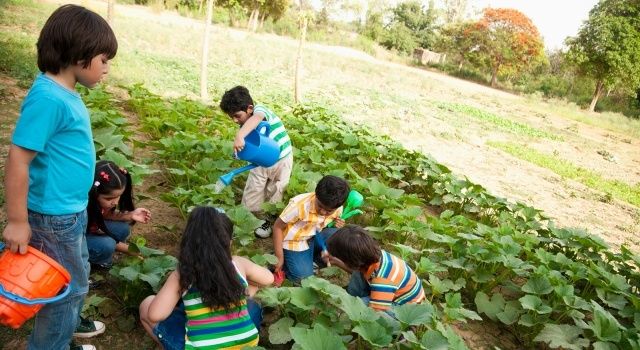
[89,84,640,349]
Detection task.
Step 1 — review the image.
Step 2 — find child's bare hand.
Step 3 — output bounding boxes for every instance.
[131,208,151,223]
[275,256,284,272]
[233,136,245,154]
[334,218,345,228]
[321,250,331,267]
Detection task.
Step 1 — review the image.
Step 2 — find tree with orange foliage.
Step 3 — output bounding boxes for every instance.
[470,8,544,87]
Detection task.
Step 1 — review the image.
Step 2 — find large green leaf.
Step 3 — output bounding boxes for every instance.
[289,288,321,311]
[268,317,294,345]
[474,292,505,321]
[420,330,449,350]
[337,294,379,323]
[290,324,347,350]
[521,275,553,295]
[255,287,290,306]
[588,302,623,342]
[353,321,393,347]
[533,324,590,350]
[394,302,435,326]
[496,301,523,325]
[592,342,618,350]
[519,295,552,314]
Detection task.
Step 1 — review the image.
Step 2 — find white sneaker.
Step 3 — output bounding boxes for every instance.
[73,317,106,338]
[254,222,272,238]
[70,342,96,350]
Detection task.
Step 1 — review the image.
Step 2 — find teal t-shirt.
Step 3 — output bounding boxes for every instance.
[12,73,95,215]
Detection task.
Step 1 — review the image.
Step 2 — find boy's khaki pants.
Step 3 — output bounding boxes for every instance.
[241,153,293,213]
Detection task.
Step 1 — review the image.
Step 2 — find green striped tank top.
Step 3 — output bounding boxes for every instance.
[183,262,259,349]
[254,104,292,159]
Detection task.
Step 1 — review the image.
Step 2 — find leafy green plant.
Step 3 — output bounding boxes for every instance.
[123,86,640,349]
[109,237,177,310]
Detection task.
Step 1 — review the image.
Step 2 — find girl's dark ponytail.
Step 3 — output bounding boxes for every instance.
[118,171,134,212]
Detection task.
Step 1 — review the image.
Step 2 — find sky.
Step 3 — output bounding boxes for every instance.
[468,0,599,50]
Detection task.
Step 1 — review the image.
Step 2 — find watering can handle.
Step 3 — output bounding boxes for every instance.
[256,121,271,136]
[0,281,71,305]
[0,242,72,305]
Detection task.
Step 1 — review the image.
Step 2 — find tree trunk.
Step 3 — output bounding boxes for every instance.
[294,16,308,104]
[199,0,214,101]
[490,64,500,87]
[259,13,266,29]
[247,9,256,29]
[107,0,115,26]
[458,60,464,71]
[589,80,605,112]
[251,9,260,32]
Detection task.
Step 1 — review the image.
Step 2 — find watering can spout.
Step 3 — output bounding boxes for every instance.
[328,190,364,227]
[219,164,258,186]
[217,121,279,188]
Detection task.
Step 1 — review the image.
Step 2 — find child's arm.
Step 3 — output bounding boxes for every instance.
[272,217,287,272]
[103,208,151,224]
[2,145,37,254]
[147,270,182,323]
[233,256,274,297]
[233,112,264,154]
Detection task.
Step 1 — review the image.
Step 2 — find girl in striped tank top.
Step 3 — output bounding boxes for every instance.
[139,207,274,349]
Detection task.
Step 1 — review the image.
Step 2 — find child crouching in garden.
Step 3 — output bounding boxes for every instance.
[272,175,349,283]
[326,225,426,312]
[87,160,151,270]
[139,206,274,349]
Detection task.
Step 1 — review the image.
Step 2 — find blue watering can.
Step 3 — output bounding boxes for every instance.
[218,122,280,186]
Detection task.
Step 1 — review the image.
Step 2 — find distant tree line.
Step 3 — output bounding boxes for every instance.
[126,0,640,117]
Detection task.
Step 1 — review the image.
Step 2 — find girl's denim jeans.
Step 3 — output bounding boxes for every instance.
[86,220,131,266]
[26,210,89,350]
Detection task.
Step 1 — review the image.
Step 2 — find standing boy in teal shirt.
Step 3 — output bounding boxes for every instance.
[2,5,117,350]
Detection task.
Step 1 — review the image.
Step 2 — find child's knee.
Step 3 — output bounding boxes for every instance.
[139,295,155,320]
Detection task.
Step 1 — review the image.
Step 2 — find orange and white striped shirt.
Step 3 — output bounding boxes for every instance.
[279,193,343,251]
[363,250,426,311]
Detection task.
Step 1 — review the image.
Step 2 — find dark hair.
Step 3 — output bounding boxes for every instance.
[315,175,350,209]
[219,86,253,115]
[326,225,381,270]
[37,4,118,74]
[87,160,133,241]
[178,207,245,309]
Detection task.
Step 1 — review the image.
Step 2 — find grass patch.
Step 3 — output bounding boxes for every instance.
[526,98,640,139]
[488,141,640,207]
[0,32,38,87]
[437,102,563,140]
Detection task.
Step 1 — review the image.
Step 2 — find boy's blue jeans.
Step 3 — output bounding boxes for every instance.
[347,271,396,317]
[86,220,130,266]
[346,271,371,298]
[26,210,89,350]
[283,228,338,283]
